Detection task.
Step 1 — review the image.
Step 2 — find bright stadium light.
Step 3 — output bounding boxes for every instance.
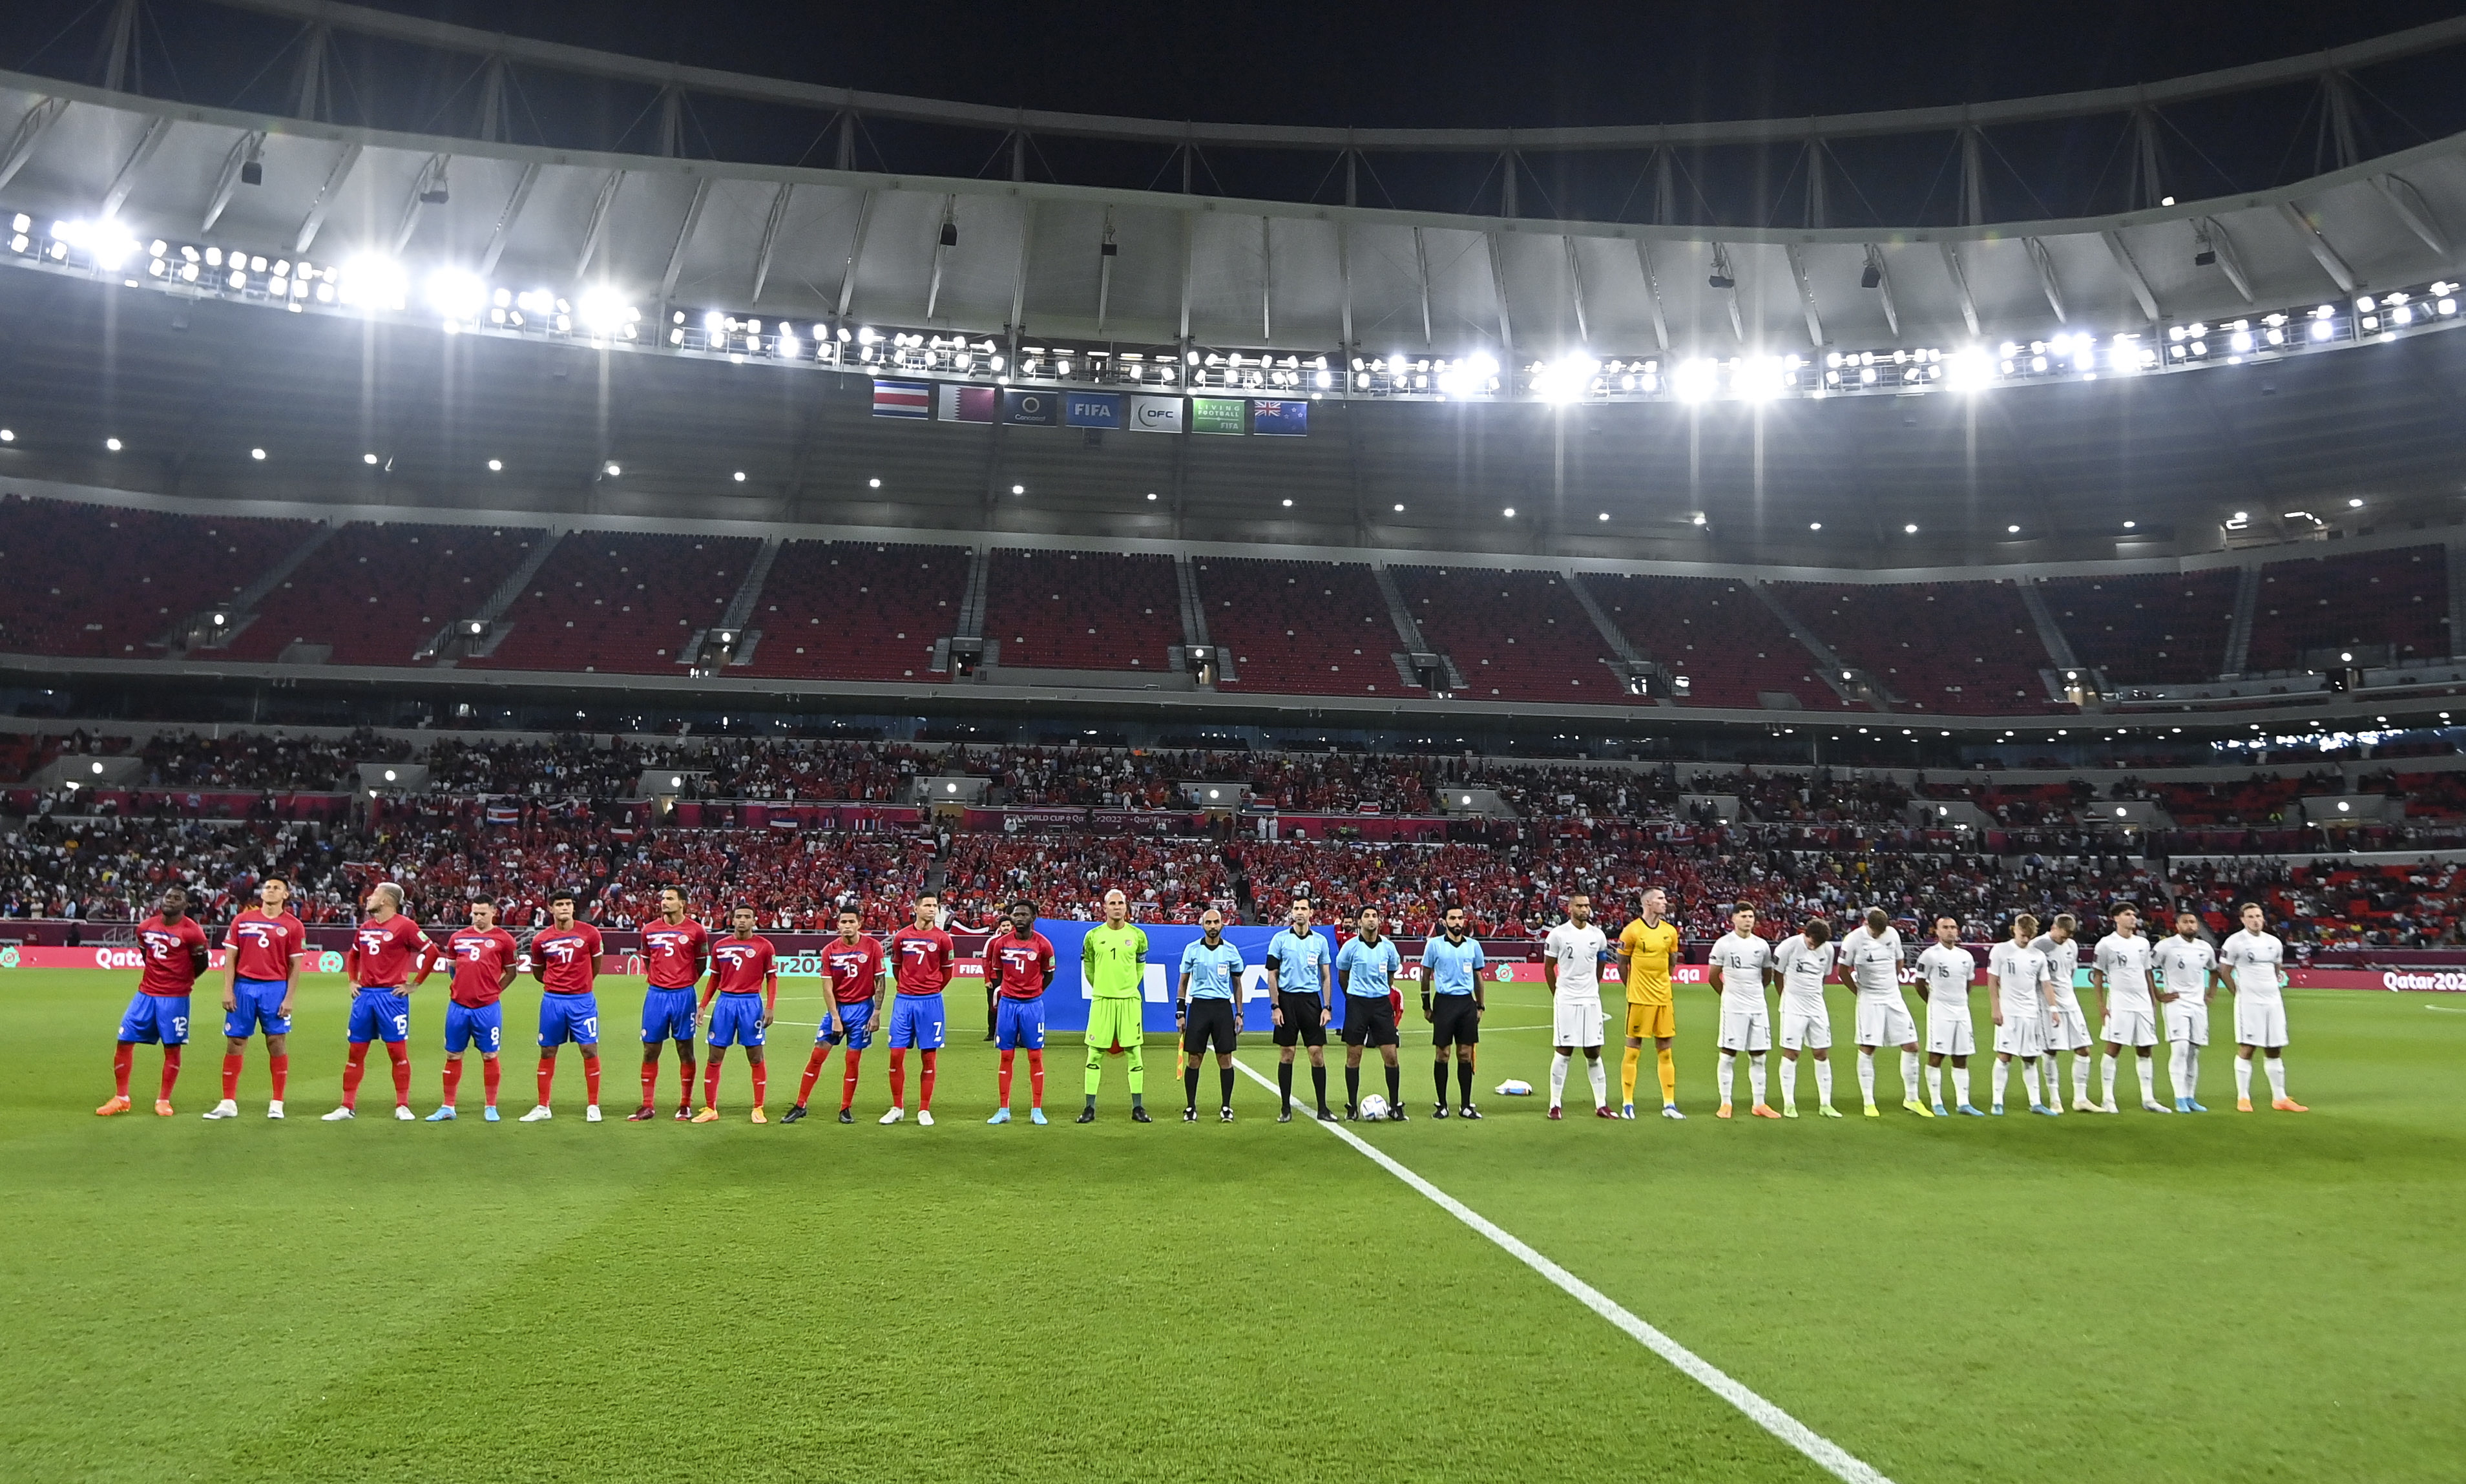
[362,452,379,465]
[1944,346,1994,392]
[54,217,139,270]
[1530,353,1598,403]
[1673,358,1719,403]
[105,437,122,452]
[1735,357,1788,401]
[576,286,634,337]
[1435,352,1499,398]
[249,448,266,461]
[486,459,503,472]
[424,267,487,320]
[335,254,408,311]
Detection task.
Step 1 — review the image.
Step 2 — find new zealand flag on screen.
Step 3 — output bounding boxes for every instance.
[1250,399,1309,436]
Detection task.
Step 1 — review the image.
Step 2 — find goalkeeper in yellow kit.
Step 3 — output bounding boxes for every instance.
[1618,888,1684,1120]
[1077,888,1154,1123]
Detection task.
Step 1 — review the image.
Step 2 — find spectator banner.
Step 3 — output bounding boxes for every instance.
[1191,397,1246,435]
[1001,389,1060,426]
[871,380,931,419]
[1250,399,1308,436]
[938,384,998,423]
[1063,392,1123,429]
[1128,395,1184,433]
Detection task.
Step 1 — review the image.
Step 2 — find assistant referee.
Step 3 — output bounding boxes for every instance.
[1264,898,1335,1123]
[1419,904,1487,1119]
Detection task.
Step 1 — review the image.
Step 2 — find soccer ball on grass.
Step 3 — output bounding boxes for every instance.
[1357,1093,1392,1120]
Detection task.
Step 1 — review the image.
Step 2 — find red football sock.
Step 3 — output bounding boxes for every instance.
[888,1049,907,1108]
[998,1049,1016,1105]
[582,1055,600,1106]
[639,1061,658,1107]
[112,1043,134,1098]
[268,1054,288,1100]
[751,1063,767,1107]
[158,1046,182,1101]
[840,1050,862,1111]
[1027,1048,1045,1108]
[481,1057,501,1107]
[799,1045,830,1105]
[385,1041,412,1104]
[442,1060,464,1105]
[343,1043,370,1109]
[222,1052,243,1100]
[703,1060,723,1110]
[677,1058,695,1107]
[919,1050,937,1111]
[536,1055,556,1106]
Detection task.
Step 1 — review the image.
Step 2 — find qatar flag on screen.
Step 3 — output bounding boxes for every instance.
[938,384,998,422]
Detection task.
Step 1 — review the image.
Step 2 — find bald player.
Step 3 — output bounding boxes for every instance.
[1616,888,1683,1120]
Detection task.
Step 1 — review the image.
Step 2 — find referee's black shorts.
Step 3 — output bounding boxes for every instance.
[1430,994,1481,1047]
[1181,997,1237,1056]
[1272,991,1327,1047]
[1339,995,1399,1048]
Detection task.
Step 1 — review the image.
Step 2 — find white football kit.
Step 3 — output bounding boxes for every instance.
[2094,933,2158,1047]
[1915,942,1976,1057]
[2029,931,2091,1051]
[2154,935,2217,1047]
[1989,940,2052,1058]
[1774,935,1837,1051]
[1843,925,1915,1047]
[2221,929,2289,1048]
[1709,931,1773,1054]
[1544,921,1609,1049]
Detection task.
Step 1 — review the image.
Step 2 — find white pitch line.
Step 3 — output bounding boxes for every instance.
[1229,1056,1894,1484]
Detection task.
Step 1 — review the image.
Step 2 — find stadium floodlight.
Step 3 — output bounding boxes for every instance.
[336,254,408,311]
[575,286,634,337]
[54,217,140,271]
[1903,523,1918,534]
[603,462,622,477]
[1281,498,1293,507]
[1598,512,1609,521]
[424,267,487,321]
[0,429,12,441]
[105,437,122,451]
[1944,346,1994,392]
[1503,507,1516,518]
[868,477,882,488]
[1735,357,1787,401]
[1147,492,1158,501]
[362,452,378,465]
[486,459,503,472]
[1530,353,1598,403]
[249,448,266,461]
[2349,497,2364,507]
[1011,484,1025,495]
[733,471,746,482]
[1672,358,1719,403]
[1394,503,1405,512]
[1435,352,1499,398]
[1809,522,1823,531]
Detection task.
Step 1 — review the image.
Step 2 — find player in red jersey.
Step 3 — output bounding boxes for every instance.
[424,899,520,1122]
[207,877,304,1120]
[98,886,211,1116]
[694,905,779,1122]
[880,894,956,1126]
[320,883,437,1122]
[986,899,1056,1125]
[784,907,884,1125]
[631,886,710,1122]
[521,888,607,1122]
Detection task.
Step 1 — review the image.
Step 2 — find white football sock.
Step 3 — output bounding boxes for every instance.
[1857,1050,1877,1105]
[2101,1052,2121,1104]
[2235,1057,2253,1102]
[2182,1046,2200,1100]
[2135,1054,2158,1105]
[1748,1055,1766,1107]
[2022,1060,2042,1107]
[1991,1058,2009,1107]
[1549,1052,1569,1108]
[2265,1058,2288,1101]
[1717,1051,1736,1106]
[1780,1054,1799,1105]
[1952,1065,1970,1107]
[1814,1058,1833,1105]
[2168,1042,2189,1098]
[1925,1061,1943,1105]
[1587,1058,1607,1110]
[1900,1049,1921,1099]
[2073,1053,2093,1103]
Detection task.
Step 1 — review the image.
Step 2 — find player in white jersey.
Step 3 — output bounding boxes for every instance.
[1839,907,1930,1118]
[2221,901,2306,1112]
[1988,914,2060,1116]
[1913,915,1983,1116]
[2154,910,2219,1113]
[1706,907,1776,1120]
[2089,904,2169,1113]
[2029,914,2098,1111]
[1541,894,1614,1120]
[1772,918,1837,1119]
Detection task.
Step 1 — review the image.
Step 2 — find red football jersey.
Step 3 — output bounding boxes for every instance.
[888,926,956,996]
[988,928,1057,999]
[534,922,603,995]
[445,926,521,1007]
[641,918,711,990]
[822,935,885,1005]
[137,914,209,996]
[710,934,777,996]
[222,908,304,983]
[348,913,433,989]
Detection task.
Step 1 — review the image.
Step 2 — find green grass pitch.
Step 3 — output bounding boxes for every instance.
[5,967,2461,1483]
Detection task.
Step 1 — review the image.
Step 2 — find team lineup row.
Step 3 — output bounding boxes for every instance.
[92,878,2310,1127]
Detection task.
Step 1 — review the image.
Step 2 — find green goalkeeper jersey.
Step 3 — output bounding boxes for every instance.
[1083,923,1149,1000]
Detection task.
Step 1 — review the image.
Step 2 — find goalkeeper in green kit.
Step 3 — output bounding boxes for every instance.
[1078,888,1154,1123]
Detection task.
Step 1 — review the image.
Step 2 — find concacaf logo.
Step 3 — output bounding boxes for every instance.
[317,950,346,974]
[0,945,16,969]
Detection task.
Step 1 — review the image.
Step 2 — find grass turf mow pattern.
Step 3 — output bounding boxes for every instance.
[6,967,2462,1482]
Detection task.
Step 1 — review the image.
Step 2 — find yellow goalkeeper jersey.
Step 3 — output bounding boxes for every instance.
[1619,918,1680,1007]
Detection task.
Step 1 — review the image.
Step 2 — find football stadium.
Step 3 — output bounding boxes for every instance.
[6,3,2466,1479]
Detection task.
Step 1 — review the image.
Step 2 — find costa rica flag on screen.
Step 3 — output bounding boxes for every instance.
[872,381,932,419]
